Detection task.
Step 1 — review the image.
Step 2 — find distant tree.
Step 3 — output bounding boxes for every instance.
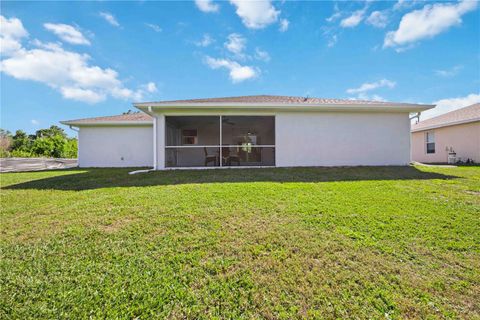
[0,129,13,157]
[31,134,78,158]
[35,125,67,139]
[11,130,32,152]
[0,129,12,137]
[63,138,78,158]
[2,126,77,159]
[31,136,55,157]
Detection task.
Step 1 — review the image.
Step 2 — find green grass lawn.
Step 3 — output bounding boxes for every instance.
[1,166,479,319]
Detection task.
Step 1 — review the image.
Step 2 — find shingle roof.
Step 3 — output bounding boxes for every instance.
[412,103,480,132]
[136,95,416,106]
[61,112,153,125]
[62,95,433,126]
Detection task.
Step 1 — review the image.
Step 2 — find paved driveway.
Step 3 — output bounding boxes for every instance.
[0,158,78,173]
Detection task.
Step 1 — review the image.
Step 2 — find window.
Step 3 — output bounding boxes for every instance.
[165,116,275,168]
[426,131,435,154]
[182,129,197,145]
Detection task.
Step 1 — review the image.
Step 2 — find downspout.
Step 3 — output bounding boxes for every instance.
[150,106,157,170]
[410,112,420,122]
[408,112,420,165]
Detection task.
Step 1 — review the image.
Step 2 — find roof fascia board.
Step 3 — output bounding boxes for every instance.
[60,121,152,127]
[411,117,480,132]
[134,103,434,113]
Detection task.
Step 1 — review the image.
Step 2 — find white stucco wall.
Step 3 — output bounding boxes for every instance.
[78,126,153,167]
[276,112,411,166]
[151,111,412,168]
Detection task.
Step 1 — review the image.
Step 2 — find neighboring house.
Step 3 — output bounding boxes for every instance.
[61,95,433,169]
[411,103,480,164]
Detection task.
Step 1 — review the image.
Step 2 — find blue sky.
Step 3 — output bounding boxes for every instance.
[1,0,479,136]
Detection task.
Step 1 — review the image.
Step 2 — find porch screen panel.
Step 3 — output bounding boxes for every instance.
[221,116,275,167]
[221,116,275,145]
[166,147,220,168]
[166,116,220,146]
[165,116,220,168]
[220,146,275,167]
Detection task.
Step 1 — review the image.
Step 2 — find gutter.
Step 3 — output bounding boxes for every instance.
[133,102,435,113]
[67,125,79,132]
[60,120,153,127]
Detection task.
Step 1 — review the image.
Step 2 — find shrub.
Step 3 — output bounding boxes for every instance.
[10,150,35,157]
[0,126,77,158]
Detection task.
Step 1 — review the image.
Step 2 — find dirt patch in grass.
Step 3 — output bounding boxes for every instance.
[465,190,480,195]
[98,216,139,234]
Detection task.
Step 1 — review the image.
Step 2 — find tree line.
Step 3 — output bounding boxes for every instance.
[0,125,77,158]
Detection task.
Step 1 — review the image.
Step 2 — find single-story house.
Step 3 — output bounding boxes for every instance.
[61,95,433,169]
[411,103,480,164]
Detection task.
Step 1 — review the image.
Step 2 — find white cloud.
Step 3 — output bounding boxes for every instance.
[368,94,386,102]
[279,19,289,32]
[347,79,396,94]
[31,119,39,125]
[0,15,28,56]
[44,23,90,45]
[326,3,342,22]
[99,12,120,27]
[224,33,247,58]
[352,93,386,102]
[195,34,214,47]
[2,46,116,90]
[112,87,140,100]
[204,56,258,83]
[145,23,162,32]
[61,87,106,103]
[0,16,28,39]
[435,65,463,77]
[254,48,270,62]
[195,0,219,13]
[366,11,389,28]
[321,24,338,48]
[393,0,408,11]
[229,0,280,29]
[0,16,150,104]
[340,9,366,28]
[327,34,338,48]
[145,82,157,93]
[393,0,418,11]
[1,33,26,56]
[422,93,480,119]
[384,1,477,48]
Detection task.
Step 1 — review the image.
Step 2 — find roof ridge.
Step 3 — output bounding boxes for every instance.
[134,94,424,106]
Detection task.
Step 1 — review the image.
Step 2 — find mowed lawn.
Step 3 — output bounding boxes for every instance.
[1,166,479,319]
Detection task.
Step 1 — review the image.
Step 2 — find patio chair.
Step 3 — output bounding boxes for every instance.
[204,147,217,166]
[222,147,241,166]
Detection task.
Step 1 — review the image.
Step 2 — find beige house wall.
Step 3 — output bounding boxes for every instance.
[411,121,480,163]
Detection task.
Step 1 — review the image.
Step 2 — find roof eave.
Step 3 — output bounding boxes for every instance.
[133,102,435,113]
[60,120,153,127]
[411,117,480,132]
